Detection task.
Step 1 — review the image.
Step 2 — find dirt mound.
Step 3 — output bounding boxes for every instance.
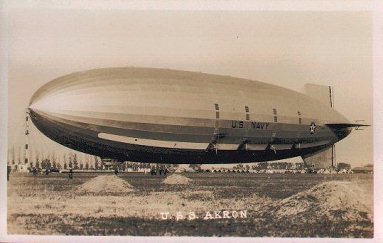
[275,181,372,222]
[76,175,134,193]
[162,174,192,185]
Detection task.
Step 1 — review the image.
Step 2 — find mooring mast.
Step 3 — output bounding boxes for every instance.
[24,108,30,167]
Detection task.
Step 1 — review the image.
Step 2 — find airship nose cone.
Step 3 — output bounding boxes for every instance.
[28,102,43,120]
[28,89,64,130]
[28,97,45,129]
[28,68,133,139]
[29,89,70,114]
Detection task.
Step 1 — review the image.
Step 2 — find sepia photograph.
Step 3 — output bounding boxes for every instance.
[0,0,381,242]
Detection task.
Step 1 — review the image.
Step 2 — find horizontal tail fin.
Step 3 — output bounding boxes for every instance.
[326,123,370,130]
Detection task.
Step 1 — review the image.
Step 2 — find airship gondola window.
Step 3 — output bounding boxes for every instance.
[215,104,220,119]
[297,111,302,124]
[273,108,278,122]
[245,106,250,120]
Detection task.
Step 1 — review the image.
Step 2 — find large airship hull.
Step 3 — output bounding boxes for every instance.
[29,67,352,164]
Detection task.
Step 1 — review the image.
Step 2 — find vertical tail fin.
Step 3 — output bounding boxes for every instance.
[304,83,334,108]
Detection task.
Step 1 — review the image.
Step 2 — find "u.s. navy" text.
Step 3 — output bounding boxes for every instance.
[231,121,270,130]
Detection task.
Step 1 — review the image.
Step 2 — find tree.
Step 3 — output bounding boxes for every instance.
[35,159,40,169]
[189,164,202,171]
[94,156,99,170]
[41,159,46,169]
[73,154,79,169]
[337,162,351,170]
[68,156,73,169]
[51,152,56,166]
[258,162,268,170]
[63,153,67,168]
[46,159,51,169]
[11,146,15,165]
[233,164,244,170]
[121,162,126,172]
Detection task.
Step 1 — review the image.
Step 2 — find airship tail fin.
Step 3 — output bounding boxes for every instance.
[301,146,336,171]
[326,122,370,130]
[304,83,334,108]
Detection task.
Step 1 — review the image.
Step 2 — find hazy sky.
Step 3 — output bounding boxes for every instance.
[7,5,372,167]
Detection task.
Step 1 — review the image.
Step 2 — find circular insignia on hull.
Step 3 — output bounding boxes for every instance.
[310,122,316,134]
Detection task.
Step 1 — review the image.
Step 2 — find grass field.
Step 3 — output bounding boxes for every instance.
[7,172,373,237]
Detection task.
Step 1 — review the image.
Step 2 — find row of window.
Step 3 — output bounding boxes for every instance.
[214,104,303,124]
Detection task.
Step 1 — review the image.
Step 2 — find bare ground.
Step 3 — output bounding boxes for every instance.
[7,172,373,237]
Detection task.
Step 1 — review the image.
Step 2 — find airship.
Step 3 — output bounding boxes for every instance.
[29,67,364,167]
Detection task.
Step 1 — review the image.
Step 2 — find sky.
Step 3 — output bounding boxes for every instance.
[6,3,373,167]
